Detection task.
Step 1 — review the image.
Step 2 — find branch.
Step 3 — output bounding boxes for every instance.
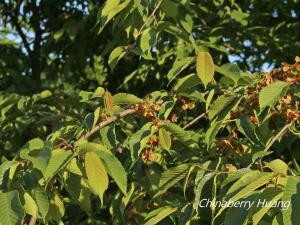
[183,113,206,129]
[264,121,294,152]
[137,0,163,37]
[80,108,138,140]
[2,1,32,55]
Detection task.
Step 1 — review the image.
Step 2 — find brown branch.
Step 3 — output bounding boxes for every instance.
[264,121,294,152]
[30,0,42,83]
[80,108,138,140]
[137,0,163,37]
[2,1,32,55]
[183,113,206,129]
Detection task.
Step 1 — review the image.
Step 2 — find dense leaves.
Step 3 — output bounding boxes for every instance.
[1,0,300,225]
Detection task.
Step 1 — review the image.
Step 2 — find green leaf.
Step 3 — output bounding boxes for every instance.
[158,128,172,151]
[208,94,239,120]
[215,63,241,84]
[172,73,201,93]
[226,172,275,202]
[178,203,193,225]
[140,28,156,53]
[98,0,130,34]
[0,190,24,225]
[252,151,273,163]
[162,123,197,148]
[224,193,258,225]
[144,206,177,225]
[85,152,109,203]
[108,46,126,71]
[158,21,190,42]
[129,122,153,162]
[196,52,215,88]
[231,10,248,26]
[112,93,143,105]
[44,149,72,182]
[19,139,51,174]
[282,177,300,225]
[96,150,127,195]
[46,193,65,224]
[34,188,49,221]
[252,187,283,225]
[23,192,38,217]
[265,159,288,174]
[206,89,215,112]
[216,172,275,220]
[205,121,222,146]
[259,81,289,110]
[0,161,17,188]
[193,172,215,211]
[237,116,261,145]
[154,164,189,198]
[167,57,195,82]
[65,174,92,214]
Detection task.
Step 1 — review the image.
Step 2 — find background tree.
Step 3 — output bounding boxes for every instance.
[1,1,300,225]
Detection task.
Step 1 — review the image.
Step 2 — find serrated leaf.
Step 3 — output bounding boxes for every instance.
[252,151,273,163]
[98,0,130,34]
[208,94,238,120]
[265,159,288,174]
[96,150,127,194]
[140,28,156,53]
[34,188,49,221]
[0,190,24,225]
[44,149,72,182]
[237,116,261,145]
[162,123,197,147]
[167,57,195,82]
[112,93,143,105]
[206,89,215,112]
[196,52,215,88]
[47,193,65,224]
[154,164,189,198]
[108,46,126,70]
[259,81,289,110]
[282,177,300,225]
[144,207,177,225]
[158,128,171,151]
[215,172,275,220]
[173,73,201,93]
[205,121,222,146]
[193,172,215,211]
[23,192,38,217]
[85,152,109,203]
[215,63,241,84]
[0,161,17,188]
[65,174,91,214]
[129,122,153,162]
[252,187,283,225]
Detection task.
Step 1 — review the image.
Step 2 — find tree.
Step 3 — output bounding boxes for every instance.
[0,0,300,224]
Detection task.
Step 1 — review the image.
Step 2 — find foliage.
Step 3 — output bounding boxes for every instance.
[1,0,300,225]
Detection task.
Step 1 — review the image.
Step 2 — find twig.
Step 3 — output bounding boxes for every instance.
[137,0,163,37]
[264,121,294,152]
[80,108,138,140]
[183,113,206,129]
